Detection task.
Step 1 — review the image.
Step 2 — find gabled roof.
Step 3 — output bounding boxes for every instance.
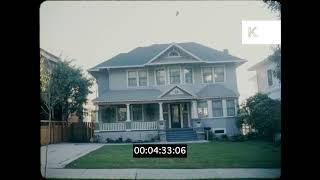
[40,48,60,63]
[158,85,196,99]
[89,42,245,71]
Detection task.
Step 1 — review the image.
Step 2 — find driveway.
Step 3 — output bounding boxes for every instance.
[41,143,104,174]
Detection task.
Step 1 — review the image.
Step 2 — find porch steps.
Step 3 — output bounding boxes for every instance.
[166,128,198,142]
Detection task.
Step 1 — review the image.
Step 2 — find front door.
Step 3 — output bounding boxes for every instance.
[170,104,181,128]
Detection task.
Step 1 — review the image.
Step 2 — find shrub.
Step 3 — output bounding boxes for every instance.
[106,138,115,143]
[230,135,247,142]
[151,135,160,142]
[115,137,123,143]
[221,134,229,141]
[208,131,214,141]
[125,138,132,143]
[237,93,281,140]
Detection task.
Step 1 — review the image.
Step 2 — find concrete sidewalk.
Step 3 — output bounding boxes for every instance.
[43,168,281,179]
[41,143,104,170]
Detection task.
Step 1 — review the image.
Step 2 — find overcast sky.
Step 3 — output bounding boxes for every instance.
[40,1,279,107]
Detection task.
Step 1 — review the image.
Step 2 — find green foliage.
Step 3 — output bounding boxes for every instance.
[263,0,281,15]
[41,59,93,121]
[230,135,247,142]
[237,93,281,140]
[220,134,229,141]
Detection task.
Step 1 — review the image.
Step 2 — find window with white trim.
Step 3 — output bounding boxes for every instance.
[128,70,148,87]
[128,71,137,87]
[202,67,213,83]
[138,70,147,86]
[169,67,181,84]
[184,67,193,84]
[202,66,225,83]
[214,66,225,82]
[155,68,166,85]
[197,101,208,118]
[212,99,223,117]
[226,99,235,116]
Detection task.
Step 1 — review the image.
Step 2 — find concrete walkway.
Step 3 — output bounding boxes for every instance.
[44,168,281,179]
[41,143,104,171]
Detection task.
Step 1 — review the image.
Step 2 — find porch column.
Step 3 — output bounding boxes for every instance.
[207,99,213,118]
[95,105,99,123]
[159,102,164,121]
[126,104,131,121]
[191,100,198,119]
[222,99,227,117]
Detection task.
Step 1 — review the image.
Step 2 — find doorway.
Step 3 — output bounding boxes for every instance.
[169,103,190,128]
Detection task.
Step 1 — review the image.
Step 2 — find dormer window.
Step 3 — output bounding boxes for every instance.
[168,50,180,57]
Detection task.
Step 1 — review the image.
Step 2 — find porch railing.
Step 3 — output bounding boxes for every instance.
[100,122,126,131]
[131,121,158,130]
[98,121,158,131]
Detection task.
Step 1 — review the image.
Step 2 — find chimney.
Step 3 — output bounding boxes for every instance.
[223,49,229,54]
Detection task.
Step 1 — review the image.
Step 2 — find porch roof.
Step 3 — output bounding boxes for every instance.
[196,84,239,98]
[93,84,238,104]
[93,89,162,103]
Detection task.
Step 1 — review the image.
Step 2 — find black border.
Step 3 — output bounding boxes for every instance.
[5,0,298,179]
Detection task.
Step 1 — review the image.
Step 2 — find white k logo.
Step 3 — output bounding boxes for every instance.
[248,26,258,38]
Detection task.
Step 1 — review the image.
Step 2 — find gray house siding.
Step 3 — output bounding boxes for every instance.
[192,117,240,136]
[94,70,109,96]
[225,63,239,94]
[107,63,239,95]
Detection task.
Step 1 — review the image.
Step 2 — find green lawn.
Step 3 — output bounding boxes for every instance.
[65,141,281,169]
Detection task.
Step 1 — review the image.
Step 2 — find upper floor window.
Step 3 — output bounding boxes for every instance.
[155,68,166,85]
[202,67,213,83]
[138,70,147,86]
[184,67,193,84]
[128,71,137,87]
[202,66,225,83]
[214,66,225,82]
[212,99,223,117]
[169,67,181,84]
[226,99,235,116]
[197,101,208,118]
[267,69,273,86]
[128,70,148,87]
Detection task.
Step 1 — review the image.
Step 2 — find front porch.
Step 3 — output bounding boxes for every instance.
[95,101,195,132]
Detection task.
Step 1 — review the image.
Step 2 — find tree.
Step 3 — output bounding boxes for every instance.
[236,93,281,140]
[41,58,93,121]
[263,0,281,15]
[50,60,93,121]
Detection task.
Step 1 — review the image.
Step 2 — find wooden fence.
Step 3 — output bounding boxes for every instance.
[40,120,94,146]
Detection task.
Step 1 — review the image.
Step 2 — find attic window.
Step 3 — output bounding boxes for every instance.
[168,50,180,57]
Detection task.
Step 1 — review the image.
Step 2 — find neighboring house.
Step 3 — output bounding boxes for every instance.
[40,48,60,71]
[88,42,246,142]
[248,58,281,100]
[40,48,61,120]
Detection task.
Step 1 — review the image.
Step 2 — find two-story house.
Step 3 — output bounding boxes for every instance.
[88,42,246,142]
[248,58,281,100]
